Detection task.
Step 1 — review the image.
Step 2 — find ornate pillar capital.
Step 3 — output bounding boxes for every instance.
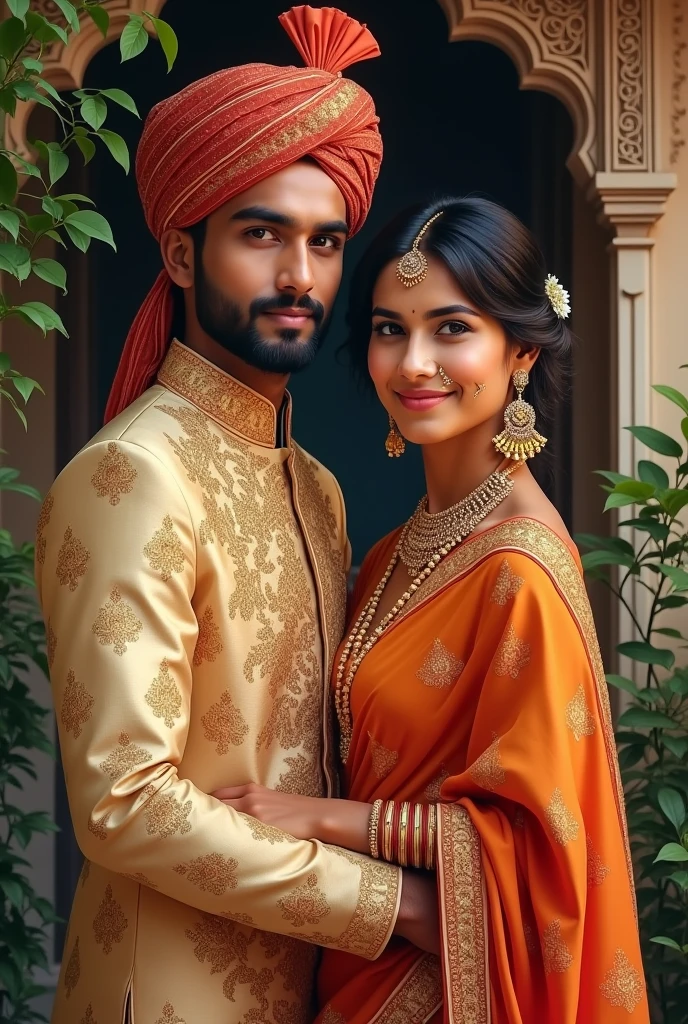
[589,171,677,235]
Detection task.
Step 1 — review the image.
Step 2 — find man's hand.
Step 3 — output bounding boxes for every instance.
[394,870,440,955]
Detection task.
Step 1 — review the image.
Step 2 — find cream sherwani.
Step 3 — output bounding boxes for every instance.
[37,341,400,1024]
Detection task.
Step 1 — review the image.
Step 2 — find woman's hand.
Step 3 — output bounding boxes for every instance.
[211,783,372,854]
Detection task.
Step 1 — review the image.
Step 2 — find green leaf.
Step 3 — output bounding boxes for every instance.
[657,564,688,592]
[606,673,639,695]
[22,56,43,71]
[87,1,109,36]
[51,0,80,33]
[618,707,677,730]
[34,76,64,106]
[31,257,67,293]
[64,210,116,249]
[13,80,59,114]
[655,842,688,863]
[100,87,140,117]
[650,936,683,950]
[63,222,90,251]
[0,351,11,373]
[55,193,94,204]
[0,209,21,240]
[148,15,178,72]
[662,489,688,518]
[669,675,688,696]
[658,594,688,610]
[604,493,638,511]
[80,95,107,131]
[42,195,64,220]
[0,16,26,60]
[0,86,17,117]
[12,375,39,403]
[625,425,684,458]
[638,460,670,490]
[618,518,670,542]
[683,417,688,444]
[581,549,635,570]
[0,153,18,205]
[654,627,684,639]
[658,787,687,833]
[120,16,149,61]
[7,0,30,18]
[617,640,675,669]
[15,301,68,337]
[668,870,688,889]
[12,154,41,179]
[26,8,68,45]
[653,384,688,417]
[614,480,656,500]
[74,135,97,165]
[0,241,31,279]
[664,734,688,757]
[0,875,25,907]
[595,470,633,485]
[97,129,130,173]
[47,146,69,186]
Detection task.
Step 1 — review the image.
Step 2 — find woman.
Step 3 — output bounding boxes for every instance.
[214,198,649,1023]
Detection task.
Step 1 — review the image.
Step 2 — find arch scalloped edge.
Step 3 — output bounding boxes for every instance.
[5,0,168,165]
[437,0,597,187]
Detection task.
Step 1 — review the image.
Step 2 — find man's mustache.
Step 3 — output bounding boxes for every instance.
[249,293,325,325]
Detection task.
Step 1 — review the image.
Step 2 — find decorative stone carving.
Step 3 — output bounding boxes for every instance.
[613,0,646,169]
[5,0,168,164]
[494,0,589,69]
[671,0,687,165]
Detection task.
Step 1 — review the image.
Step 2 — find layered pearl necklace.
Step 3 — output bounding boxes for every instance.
[334,463,520,762]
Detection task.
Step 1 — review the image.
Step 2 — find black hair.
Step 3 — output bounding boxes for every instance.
[344,196,572,431]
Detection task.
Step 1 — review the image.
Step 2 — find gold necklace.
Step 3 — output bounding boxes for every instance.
[334,464,520,761]
[399,469,515,577]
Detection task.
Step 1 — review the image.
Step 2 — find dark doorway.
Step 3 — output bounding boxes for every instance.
[54,0,573,954]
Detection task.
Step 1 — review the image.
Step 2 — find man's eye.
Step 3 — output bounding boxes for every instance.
[310,235,339,249]
[373,321,404,336]
[247,228,277,241]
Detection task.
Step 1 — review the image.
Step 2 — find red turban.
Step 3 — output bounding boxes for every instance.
[104,5,382,423]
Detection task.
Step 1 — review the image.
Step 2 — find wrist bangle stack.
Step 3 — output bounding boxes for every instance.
[366,799,437,869]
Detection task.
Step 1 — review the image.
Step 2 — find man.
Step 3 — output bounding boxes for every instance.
[37,7,435,1023]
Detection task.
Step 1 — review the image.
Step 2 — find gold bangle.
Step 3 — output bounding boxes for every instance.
[398,802,409,867]
[383,801,394,863]
[426,804,437,870]
[413,803,422,869]
[368,799,383,859]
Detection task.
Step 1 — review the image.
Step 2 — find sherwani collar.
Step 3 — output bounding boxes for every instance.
[157,339,291,449]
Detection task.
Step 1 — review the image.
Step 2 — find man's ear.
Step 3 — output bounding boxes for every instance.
[161,227,194,289]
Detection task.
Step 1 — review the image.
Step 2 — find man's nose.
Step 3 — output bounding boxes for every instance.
[275,241,315,296]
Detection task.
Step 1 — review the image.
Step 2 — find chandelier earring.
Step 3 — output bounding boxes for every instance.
[385,413,406,458]
[492,369,547,461]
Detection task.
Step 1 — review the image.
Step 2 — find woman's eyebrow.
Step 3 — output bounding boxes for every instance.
[372,306,403,319]
[423,304,480,319]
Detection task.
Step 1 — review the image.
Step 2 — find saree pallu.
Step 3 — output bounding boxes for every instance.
[316,518,649,1024]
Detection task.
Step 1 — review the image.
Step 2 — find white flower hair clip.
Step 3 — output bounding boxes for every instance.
[545,274,571,319]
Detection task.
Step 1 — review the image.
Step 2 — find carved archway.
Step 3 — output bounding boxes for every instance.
[437,0,595,185]
[5,0,168,163]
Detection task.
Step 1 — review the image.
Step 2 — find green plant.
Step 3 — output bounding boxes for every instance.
[0,3,178,1020]
[578,370,688,1024]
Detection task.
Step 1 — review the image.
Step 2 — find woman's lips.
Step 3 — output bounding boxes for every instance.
[396,390,450,411]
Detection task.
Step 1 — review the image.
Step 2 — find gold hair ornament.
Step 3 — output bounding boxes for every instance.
[544,274,571,319]
[396,211,443,288]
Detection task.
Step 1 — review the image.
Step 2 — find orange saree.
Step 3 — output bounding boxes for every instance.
[316,518,649,1024]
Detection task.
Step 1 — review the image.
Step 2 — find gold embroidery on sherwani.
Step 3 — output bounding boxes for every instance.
[87,811,110,841]
[542,919,573,974]
[47,619,57,668]
[390,519,636,907]
[600,949,644,1012]
[92,884,128,954]
[416,637,464,688]
[587,834,611,886]
[61,669,94,739]
[80,1004,97,1024]
[545,788,580,846]
[493,623,531,678]
[469,734,506,791]
[123,871,158,888]
[438,804,488,1022]
[276,752,321,797]
[155,1003,185,1024]
[35,493,53,565]
[56,526,90,591]
[99,731,152,780]
[566,683,596,741]
[145,789,192,838]
[320,1007,347,1024]
[369,733,399,780]
[91,441,137,504]
[278,872,331,928]
[145,658,183,728]
[424,768,449,801]
[91,586,142,656]
[239,812,298,845]
[144,514,186,581]
[491,557,524,605]
[174,853,239,895]
[374,954,442,1023]
[193,606,223,665]
[63,935,80,997]
[201,690,249,754]
[79,859,90,887]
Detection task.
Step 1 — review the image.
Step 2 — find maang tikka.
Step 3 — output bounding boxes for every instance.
[396,211,443,287]
[385,413,406,457]
[492,369,547,461]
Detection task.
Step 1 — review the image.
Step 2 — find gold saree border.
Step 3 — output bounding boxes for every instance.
[390,518,635,912]
[438,804,490,1024]
[369,953,442,1024]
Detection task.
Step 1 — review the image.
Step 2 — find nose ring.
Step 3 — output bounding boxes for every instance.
[438,366,455,389]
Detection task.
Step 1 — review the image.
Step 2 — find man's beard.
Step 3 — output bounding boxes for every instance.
[194,262,330,374]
